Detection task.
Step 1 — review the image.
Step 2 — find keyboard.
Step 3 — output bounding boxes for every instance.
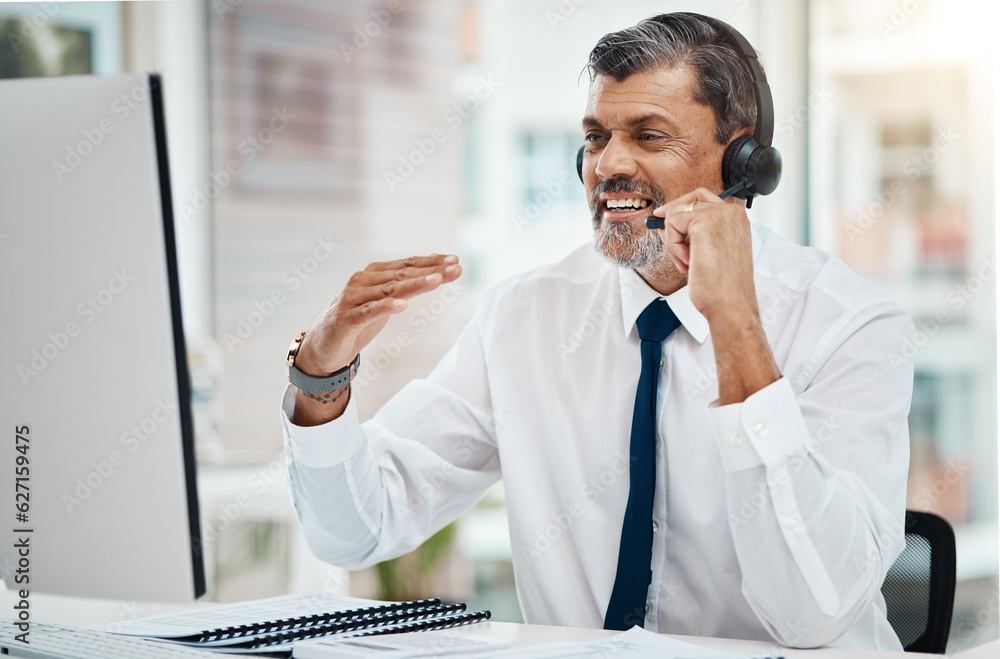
[0,621,213,659]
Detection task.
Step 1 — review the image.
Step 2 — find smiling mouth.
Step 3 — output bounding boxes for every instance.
[602,197,651,221]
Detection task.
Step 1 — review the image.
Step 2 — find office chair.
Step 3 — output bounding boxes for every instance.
[880,510,956,654]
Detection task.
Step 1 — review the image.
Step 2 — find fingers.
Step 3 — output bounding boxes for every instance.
[664,224,690,273]
[367,253,458,271]
[358,259,458,288]
[347,258,462,306]
[652,189,728,273]
[650,187,724,218]
[339,296,408,326]
[301,253,463,374]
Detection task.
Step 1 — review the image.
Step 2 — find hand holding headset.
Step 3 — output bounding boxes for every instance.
[575,13,782,228]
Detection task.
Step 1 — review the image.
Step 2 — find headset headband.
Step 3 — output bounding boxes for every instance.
[674,13,774,147]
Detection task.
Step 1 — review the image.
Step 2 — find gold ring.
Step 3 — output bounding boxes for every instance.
[684,201,697,212]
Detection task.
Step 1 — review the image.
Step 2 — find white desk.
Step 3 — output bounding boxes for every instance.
[2,591,994,658]
[459,621,938,658]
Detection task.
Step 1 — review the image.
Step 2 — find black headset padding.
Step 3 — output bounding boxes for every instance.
[721,135,754,190]
[721,135,782,199]
[576,144,584,183]
[747,143,782,196]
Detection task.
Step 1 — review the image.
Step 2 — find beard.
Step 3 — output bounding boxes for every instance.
[590,177,666,268]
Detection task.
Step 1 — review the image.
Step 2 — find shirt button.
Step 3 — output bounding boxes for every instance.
[785,517,798,528]
[729,432,743,446]
[289,436,298,447]
[645,604,651,617]
[652,520,659,533]
[754,422,768,437]
[659,359,665,369]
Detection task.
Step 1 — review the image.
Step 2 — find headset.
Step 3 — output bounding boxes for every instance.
[576,12,781,209]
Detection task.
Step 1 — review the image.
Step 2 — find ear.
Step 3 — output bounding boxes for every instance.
[729,125,755,142]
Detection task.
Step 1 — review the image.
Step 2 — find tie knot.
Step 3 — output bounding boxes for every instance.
[636,298,681,343]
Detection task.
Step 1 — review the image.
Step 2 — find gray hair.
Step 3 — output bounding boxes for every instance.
[585,13,759,145]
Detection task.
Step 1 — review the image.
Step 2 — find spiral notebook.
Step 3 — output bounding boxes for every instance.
[97,592,492,656]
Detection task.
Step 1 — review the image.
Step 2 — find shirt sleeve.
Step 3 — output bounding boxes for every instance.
[706,302,913,648]
[282,307,502,570]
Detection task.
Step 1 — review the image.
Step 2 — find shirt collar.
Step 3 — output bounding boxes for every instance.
[617,222,762,344]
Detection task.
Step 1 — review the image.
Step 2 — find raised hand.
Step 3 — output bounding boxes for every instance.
[291,253,462,425]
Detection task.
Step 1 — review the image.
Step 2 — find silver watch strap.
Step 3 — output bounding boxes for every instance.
[289,353,360,393]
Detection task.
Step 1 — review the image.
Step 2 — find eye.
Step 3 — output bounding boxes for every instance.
[585,132,606,144]
[639,132,662,142]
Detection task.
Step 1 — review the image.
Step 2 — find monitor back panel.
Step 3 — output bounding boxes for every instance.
[0,74,203,601]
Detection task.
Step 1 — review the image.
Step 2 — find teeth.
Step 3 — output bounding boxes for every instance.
[606,198,649,210]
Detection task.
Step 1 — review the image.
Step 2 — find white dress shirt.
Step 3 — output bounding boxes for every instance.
[281,222,913,650]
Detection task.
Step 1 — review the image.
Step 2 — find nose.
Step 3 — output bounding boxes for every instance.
[594,135,638,180]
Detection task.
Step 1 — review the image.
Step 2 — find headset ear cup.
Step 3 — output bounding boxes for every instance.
[747,145,782,196]
[721,135,756,193]
[576,145,585,184]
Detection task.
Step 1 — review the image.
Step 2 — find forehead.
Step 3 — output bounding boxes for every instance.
[584,65,704,127]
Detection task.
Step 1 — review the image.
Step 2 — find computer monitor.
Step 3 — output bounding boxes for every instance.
[0,73,206,601]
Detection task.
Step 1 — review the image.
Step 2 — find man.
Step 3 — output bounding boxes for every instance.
[281,13,912,650]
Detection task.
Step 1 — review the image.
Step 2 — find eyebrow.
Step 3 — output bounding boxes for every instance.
[581,112,678,131]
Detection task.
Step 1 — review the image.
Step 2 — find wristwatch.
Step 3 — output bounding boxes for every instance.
[286,331,360,394]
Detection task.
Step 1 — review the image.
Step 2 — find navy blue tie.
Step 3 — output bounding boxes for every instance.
[604,298,681,631]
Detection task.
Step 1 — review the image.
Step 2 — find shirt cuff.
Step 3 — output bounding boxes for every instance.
[280,384,365,468]
[707,377,810,472]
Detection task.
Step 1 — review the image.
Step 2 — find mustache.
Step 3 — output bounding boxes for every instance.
[589,178,666,210]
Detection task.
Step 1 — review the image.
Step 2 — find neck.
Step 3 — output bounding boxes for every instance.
[634,257,687,296]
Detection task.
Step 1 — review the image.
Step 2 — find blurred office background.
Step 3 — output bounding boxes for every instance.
[1,0,996,650]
